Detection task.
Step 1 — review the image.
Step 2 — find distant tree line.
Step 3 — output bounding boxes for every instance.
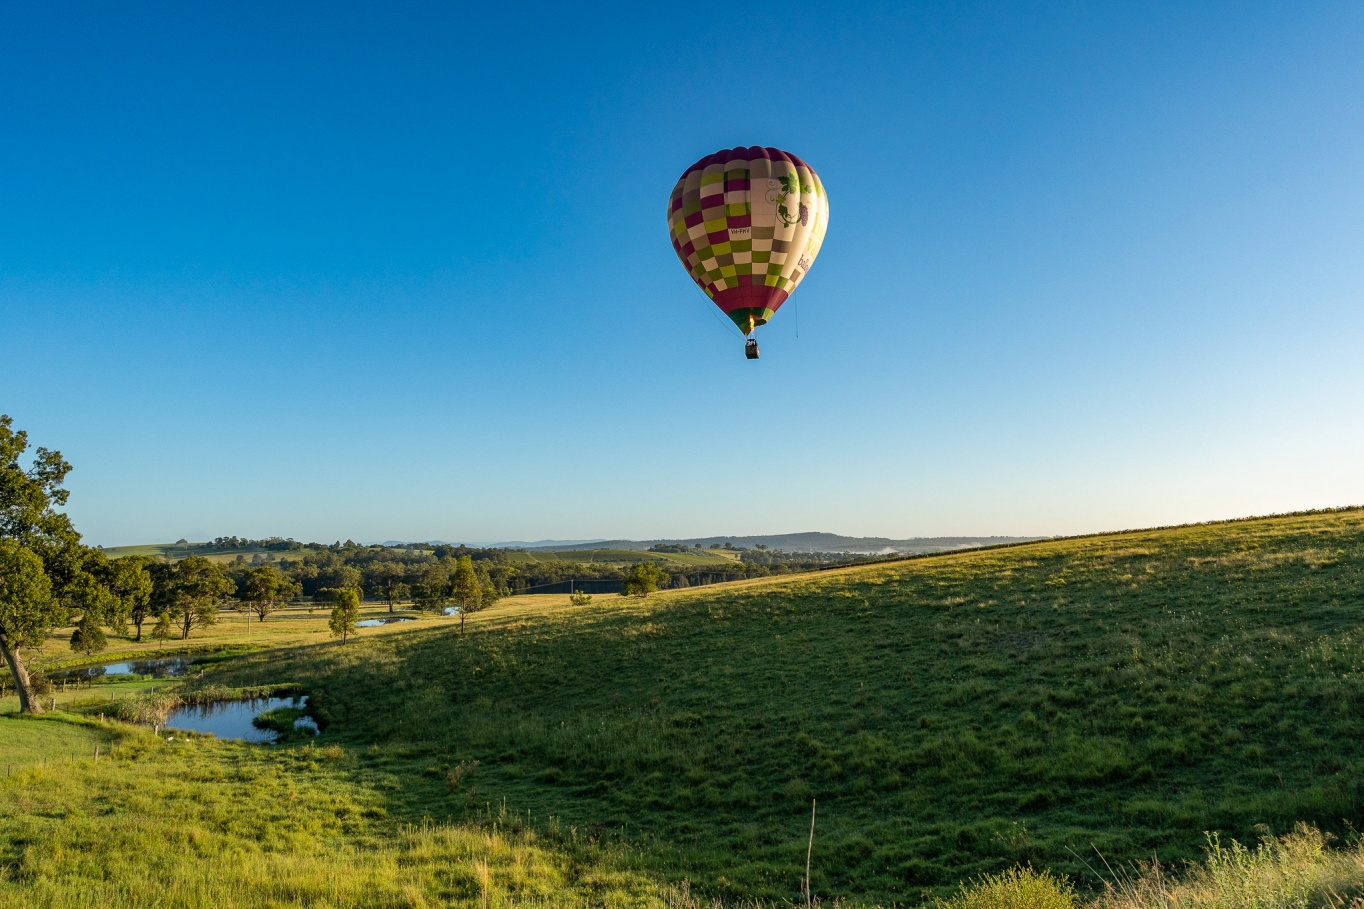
[2,412,874,714]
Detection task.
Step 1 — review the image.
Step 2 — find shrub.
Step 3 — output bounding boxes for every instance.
[69,614,107,655]
[569,590,592,607]
[622,563,668,598]
[937,866,1076,909]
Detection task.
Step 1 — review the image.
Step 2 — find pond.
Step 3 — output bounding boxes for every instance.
[355,615,417,627]
[48,656,200,682]
[166,696,313,744]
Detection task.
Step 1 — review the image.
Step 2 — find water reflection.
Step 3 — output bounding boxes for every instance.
[166,696,310,743]
[49,656,199,682]
[355,616,417,627]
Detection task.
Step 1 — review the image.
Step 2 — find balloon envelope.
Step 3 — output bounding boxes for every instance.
[667,146,829,334]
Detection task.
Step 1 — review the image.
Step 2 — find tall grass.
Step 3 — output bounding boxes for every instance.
[1092,825,1364,909]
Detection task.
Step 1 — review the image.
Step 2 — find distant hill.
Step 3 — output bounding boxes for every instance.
[526,532,1042,555]
[107,533,1040,560]
[401,539,610,549]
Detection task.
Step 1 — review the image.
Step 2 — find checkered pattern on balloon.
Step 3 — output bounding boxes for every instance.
[668,146,829,335]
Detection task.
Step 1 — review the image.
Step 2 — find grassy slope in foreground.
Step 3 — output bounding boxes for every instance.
[214,508,1364,904]
[4,509,1363,907]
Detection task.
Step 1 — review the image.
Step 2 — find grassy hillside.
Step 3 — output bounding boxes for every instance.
[215,508,1364,902]
[5,509,1364,906]
[99,542,296,564]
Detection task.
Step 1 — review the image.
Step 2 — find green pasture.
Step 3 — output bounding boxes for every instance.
[207,507,1364,903]
[5,509,1364,906]
[99,543,173,559]
[0,714,120,770]
[100,542,296,564]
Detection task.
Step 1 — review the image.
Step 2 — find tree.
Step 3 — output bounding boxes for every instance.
[323,564,363,595]
[328,588,360,644]
[623,563,668,598]
[411,581,449,615]
[0,414,109,714]
[0,539,57,713]
[239,565,300,624]
[170,556,234,640]
[367,561,410,613]
[569,590,592,607]
[106,556,153,641]
[451,555,481,632]
[150,611,174,649]
[69,612,107,656]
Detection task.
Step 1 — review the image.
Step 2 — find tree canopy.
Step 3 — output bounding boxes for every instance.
[167,556,234,640]
[328,588,360,644]
[0,414,109,713]
[240,565,301,622]
[105,556,154,640]
[622,563,668,598]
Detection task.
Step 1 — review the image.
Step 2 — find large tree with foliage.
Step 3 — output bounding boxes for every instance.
[622,562,668,598]
[366,561,411,613]
[0,415,109,713]
[105,556,154,641]
[0,540,58,712]
[410,582,448,614]
[169,556,234,640]
[239,565,301,623]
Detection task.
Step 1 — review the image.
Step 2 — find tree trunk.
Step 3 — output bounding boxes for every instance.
[133,616,144,642]
[0,632,42,715]
[181,612,191,640]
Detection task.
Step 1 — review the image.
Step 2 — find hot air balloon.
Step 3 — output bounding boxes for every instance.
[667,146,829,359]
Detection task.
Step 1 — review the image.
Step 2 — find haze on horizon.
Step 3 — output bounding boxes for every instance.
[3,2,1362,548]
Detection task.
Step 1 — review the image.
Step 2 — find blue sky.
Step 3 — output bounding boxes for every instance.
[3,1,1362,546]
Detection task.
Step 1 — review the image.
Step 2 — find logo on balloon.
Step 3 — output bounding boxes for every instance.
[769,173,815,228]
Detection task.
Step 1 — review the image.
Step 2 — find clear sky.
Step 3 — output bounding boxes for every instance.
[3,1,1362,546]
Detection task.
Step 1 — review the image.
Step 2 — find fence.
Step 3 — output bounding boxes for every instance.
[514,579,625,595]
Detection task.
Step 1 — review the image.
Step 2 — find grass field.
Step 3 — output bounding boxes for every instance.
[0,714,118,770]
[99,542,297,564]
[5,509,1364,906]
[28,598,486,663]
